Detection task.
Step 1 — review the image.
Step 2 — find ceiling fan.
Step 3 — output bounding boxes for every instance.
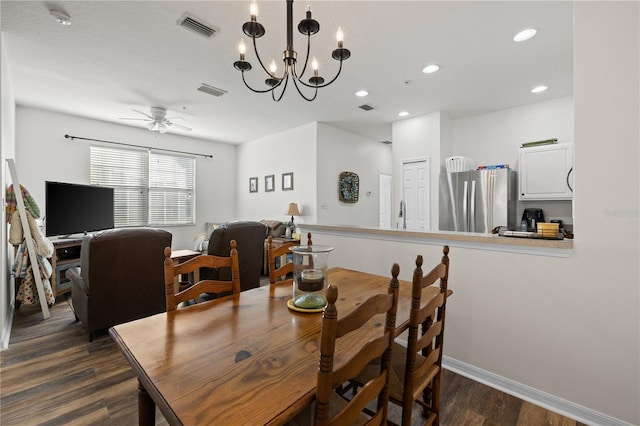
[119,106,192,133]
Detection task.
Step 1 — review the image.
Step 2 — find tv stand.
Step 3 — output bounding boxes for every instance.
[57,232,89,240]
[50,239,83,297]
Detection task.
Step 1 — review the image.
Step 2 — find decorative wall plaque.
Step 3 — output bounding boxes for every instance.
[338,171,359,203]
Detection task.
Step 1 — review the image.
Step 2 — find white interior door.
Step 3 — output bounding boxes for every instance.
[402,159,430,231]
[379,173,392,228]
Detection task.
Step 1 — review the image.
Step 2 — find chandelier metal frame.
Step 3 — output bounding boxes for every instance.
[233,0,351,102]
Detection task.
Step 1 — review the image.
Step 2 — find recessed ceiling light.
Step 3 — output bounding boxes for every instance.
[513,28,536,42]
[355,90,369,97]
[50,9,72,26]
[422,64,440,74]
[398,111,409,117]
[531,85,548,94]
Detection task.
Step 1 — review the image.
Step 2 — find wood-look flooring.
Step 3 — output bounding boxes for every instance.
[1,297,585,426]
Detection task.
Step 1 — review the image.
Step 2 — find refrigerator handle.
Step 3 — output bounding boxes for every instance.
[463,180,469,231]
[470,180,476,232]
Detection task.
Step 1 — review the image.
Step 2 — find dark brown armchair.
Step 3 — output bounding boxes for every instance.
[201,221,267,293]
[65,227,172,341]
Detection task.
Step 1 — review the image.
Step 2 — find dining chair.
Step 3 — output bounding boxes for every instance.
[163,240,240,311]
[351,245,451,426]
[267,232,312,289]
[290,263,400,426]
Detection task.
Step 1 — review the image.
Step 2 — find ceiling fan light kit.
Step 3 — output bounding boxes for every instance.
[50,9,72,26]
[119,106,192,133]
[233,0,351,102]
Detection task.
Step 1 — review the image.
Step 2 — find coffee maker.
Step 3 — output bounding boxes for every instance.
[521,208,544,232]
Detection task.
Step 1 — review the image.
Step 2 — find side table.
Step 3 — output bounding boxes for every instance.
[263,237,300,274]
[170,249,201,287]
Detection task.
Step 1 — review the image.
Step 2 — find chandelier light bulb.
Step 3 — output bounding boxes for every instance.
[269,59,277,75]
[238,40,247,60]
[250,1,258,19]
[312,57,319,71]
[336,27,344,48]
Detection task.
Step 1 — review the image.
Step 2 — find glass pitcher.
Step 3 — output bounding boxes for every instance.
[289,245,334,309]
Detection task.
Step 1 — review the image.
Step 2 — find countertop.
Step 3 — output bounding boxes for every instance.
[297,224,573,257]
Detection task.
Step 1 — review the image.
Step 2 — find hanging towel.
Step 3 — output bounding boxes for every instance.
[12,241,29,278]
[8,210,53,257]
[16,265,55,306]
[5,184,40,222]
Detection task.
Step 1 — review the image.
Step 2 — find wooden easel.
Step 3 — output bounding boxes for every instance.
[7,159,50,319]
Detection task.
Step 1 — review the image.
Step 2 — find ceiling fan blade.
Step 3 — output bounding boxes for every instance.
[169,122,192,132]
[119,117,152,121]
[166,116,186,122]
[132,109,153,119]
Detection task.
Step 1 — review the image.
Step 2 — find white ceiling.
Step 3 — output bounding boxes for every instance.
[1,1,573,145]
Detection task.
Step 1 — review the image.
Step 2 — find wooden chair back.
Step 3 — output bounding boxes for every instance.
[402,245,450,426]
[314,263,400,426]
[164,240,240,311]
[267,233,312,288]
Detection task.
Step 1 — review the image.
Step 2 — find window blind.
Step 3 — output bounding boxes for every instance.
[90,145,195,227]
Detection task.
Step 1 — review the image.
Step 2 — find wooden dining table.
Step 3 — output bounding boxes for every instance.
[109,267,446,426]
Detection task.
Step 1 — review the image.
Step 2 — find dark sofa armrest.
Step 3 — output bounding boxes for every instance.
[66,267,88,295]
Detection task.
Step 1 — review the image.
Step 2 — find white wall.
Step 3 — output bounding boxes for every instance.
[392,111,445,230]
[571,3,639,420]
[237,122,317,225]
[1,35,17,349]
[14,107,237,250]
[308,3,640,424]
[452,96,574,169]
[316,123,392,227]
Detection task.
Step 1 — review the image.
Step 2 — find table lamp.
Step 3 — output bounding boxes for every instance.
[286,202,300,237]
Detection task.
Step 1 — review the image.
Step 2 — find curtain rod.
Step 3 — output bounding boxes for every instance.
[64,134,213,159]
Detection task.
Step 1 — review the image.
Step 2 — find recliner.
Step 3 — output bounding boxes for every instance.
[65,227,172,341]
[202,221,267,292]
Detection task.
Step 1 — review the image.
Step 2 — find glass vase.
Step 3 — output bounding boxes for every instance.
[290,245,334,309]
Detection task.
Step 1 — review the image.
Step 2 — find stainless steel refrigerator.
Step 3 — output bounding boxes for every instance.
[439,169,517,233]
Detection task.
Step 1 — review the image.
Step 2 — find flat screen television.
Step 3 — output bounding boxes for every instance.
[45,181,115,238]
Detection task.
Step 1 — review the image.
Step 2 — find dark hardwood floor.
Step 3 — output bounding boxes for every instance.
[1,297,585,426]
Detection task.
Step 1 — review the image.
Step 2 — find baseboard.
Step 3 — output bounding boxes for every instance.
[1,301,15,351]
[443,356,633,426]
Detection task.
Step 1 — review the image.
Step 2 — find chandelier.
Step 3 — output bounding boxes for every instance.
[233,0,351,102]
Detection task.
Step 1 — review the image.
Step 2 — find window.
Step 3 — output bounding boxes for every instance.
[90,145,195,227]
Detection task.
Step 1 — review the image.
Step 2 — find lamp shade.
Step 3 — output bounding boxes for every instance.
[287,202,301,216]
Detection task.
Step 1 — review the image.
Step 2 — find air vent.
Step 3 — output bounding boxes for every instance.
[197,83,227,97]
[177,13,218,39]
[358,104,374,111]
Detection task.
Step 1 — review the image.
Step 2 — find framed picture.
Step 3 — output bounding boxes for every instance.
[265,174,275,192]
[249,177,258,193]
[282,172,294,191]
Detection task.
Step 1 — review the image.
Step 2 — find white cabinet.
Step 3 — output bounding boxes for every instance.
[519,143,574,200]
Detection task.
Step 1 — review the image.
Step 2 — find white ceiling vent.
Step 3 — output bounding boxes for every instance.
[177,13,218,39]
[197,83,227,97]
[358,104,374,111]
